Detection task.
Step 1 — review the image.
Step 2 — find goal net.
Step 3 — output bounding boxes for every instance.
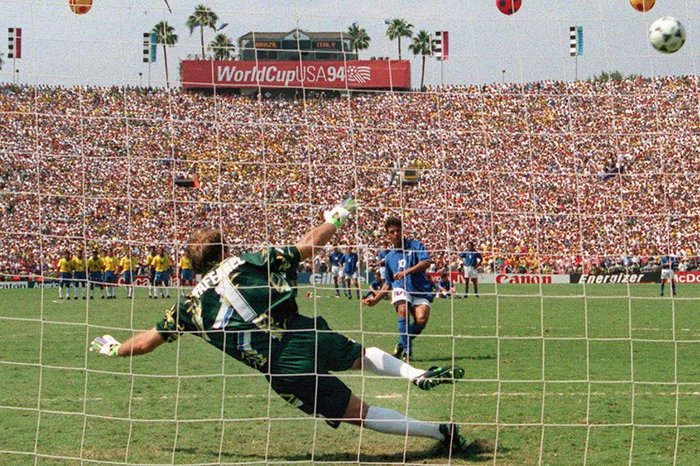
[1,1,699,464]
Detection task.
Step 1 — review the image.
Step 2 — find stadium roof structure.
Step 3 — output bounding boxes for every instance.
[237,28,347,41]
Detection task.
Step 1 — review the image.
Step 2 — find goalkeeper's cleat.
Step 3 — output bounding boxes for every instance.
[89,335,121,356]
[324,196,357,229]
[439,423,467,453]
[412,365,465,391]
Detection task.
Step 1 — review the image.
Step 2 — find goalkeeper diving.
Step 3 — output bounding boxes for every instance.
[90,197,490,456]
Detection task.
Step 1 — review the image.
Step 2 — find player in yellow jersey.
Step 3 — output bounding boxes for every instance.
[151,247,171,299]
[56,250,73,299]
[102,248,120,299]
[145,246,157,299]
[86,250,105,300]
[71,250,88,299]
[119,250,137,299]
[178,249,194,288]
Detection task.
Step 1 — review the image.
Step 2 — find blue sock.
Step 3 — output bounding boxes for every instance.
[473,283,479,295]
[406,322,425,354]
[660,284,665,295]
[397,317,408,350]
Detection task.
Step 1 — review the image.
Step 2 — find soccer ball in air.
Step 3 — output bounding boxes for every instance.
[629,0,654,12]
[649,17,686,54]
[496,0,521,16]
[69,0,93,15]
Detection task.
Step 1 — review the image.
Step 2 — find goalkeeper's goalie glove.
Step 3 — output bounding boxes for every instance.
[89,335,121,356]
[324,197,357,229]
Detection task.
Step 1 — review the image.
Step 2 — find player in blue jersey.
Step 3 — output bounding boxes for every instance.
[363,217,434,361]
[458,242,483,297]
[341,246,360,299]
[364,267,384,300]
[436,273,456,299]
[659,255,678,297]
[328,246,345,298]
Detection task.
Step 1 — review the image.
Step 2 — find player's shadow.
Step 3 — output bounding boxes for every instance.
[411,354,496,364]
[200,444,496,463]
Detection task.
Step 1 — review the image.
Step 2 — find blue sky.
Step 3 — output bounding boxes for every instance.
[0,0,697,88]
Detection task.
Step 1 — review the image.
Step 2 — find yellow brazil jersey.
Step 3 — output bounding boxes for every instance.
[145,254,155,268]
[57,257,72,273]
[71,256,87,273]
[178,256,192,270]
[87,257,104,273]
[120,256,135,272]
[103,256,119,272]
[152,255,171,273]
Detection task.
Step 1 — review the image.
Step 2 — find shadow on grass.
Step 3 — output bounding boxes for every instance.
[168,443,497,464]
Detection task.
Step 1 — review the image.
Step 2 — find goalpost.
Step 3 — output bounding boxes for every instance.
[1,1,699,464]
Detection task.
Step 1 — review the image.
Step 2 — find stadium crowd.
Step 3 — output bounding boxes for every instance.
[1,75,699,279]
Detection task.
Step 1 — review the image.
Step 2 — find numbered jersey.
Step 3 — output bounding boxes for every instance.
[156,246,301,371]
[384,238,434,298]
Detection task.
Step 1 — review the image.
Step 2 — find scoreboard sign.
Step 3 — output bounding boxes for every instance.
[181,59,411,90]
[313,40,342,50]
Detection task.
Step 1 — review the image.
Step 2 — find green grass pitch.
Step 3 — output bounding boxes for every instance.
[2,283,700,465]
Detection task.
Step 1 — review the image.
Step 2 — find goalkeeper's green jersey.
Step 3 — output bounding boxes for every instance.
[156,246,301,371]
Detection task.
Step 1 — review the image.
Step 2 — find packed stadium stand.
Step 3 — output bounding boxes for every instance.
[1,75,699,277]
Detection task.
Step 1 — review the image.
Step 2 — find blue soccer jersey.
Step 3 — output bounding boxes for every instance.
[329,250,344,267]
[341,252,359,274]
[384,238,434,299]
[660,255,678,270]
[438,278,452,290]
[459,250,482,267]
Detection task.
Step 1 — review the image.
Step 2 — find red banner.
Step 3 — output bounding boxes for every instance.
[675,271,700,284]
[181,59,411,90]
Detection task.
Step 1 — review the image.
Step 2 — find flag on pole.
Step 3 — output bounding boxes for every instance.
[150,31,158,63]
[8,28,22,59]
[433,31,449,61]
[569,26,583,57]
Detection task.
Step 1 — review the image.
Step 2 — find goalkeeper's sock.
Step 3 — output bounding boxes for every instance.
[363,347,424,379]
[363,406,443,441]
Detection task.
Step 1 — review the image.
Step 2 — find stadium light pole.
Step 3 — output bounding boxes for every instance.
[501,69,506,84]
[139,72,143,87]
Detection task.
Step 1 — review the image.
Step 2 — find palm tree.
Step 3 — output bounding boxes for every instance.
[347,22,370,55]
[408,30,433,90]
[209,33,234,60]
[386,18,413,60]
[152,21,178,89]
[186,4,219,58]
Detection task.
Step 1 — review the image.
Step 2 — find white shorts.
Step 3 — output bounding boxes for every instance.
[344,271,358,280]
[391,288,431,308]
[661,269,675,281]
[331,265,340,277]
[465,266,478,279]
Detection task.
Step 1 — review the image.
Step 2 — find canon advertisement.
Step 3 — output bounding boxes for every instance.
[181,59,411,90]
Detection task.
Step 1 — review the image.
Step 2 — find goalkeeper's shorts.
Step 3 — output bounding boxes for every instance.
[267,314,363,422]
